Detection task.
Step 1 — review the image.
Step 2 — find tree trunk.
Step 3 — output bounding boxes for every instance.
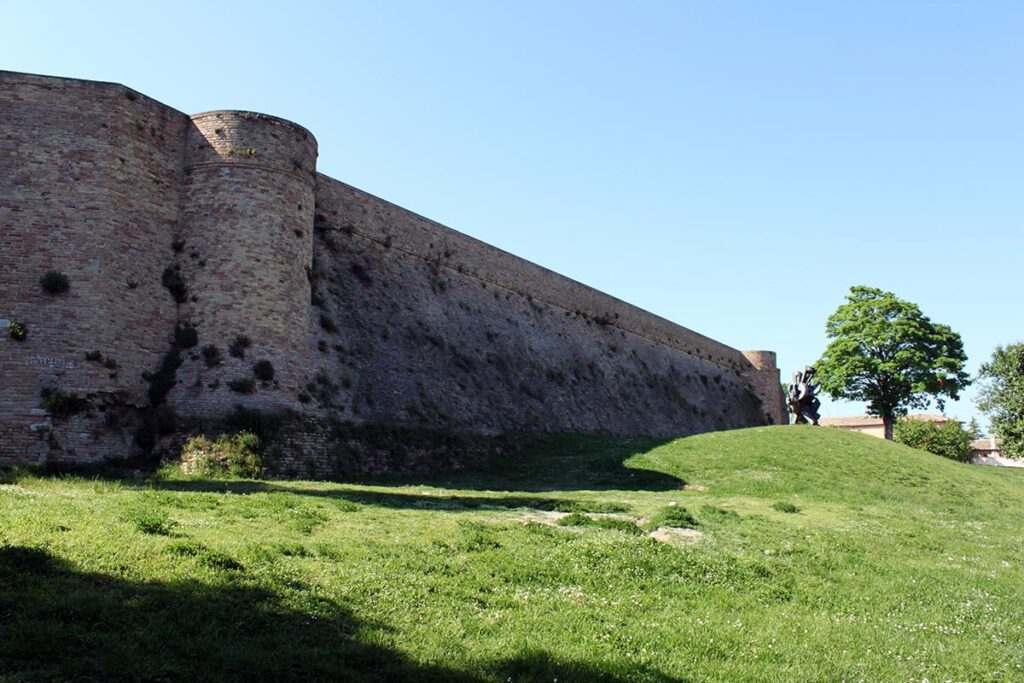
[883,413,894,440]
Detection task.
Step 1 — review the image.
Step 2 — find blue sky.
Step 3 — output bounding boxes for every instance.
[4,1,1021,428]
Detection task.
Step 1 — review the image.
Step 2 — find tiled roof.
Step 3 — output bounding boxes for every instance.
[970,437,999,451]
[820,413,957,428]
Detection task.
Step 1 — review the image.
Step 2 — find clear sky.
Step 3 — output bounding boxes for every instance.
[4,1,1021,429]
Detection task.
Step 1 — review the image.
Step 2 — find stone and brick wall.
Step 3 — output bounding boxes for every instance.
[0,72,184,462]
[0,70,786,471]
[170,110,318,418]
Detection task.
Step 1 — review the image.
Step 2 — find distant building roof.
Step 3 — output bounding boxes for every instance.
[970,436,1000,453]
[820,414,957,428]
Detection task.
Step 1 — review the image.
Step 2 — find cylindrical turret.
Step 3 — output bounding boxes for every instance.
[173,111,317,416]
[742,350,788,425]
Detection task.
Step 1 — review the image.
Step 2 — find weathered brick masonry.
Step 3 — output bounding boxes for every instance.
[1,71,786,474]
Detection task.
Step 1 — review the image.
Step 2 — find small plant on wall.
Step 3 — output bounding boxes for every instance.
[201,345,222,367]
[253,360,275,382]
[229,335,251,359]
[40,271,70,295]
[161,266,188,304]
[40,387,88,418]
[174,322,199,349]
[8,321,27,341]
[228,378,256,394]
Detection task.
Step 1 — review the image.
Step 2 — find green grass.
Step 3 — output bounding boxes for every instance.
[2,425,1024,681]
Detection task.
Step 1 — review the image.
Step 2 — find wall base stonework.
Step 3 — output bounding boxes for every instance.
[1,70,786,473]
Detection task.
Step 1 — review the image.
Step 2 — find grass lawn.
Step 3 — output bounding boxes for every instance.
[2,425,1023,681]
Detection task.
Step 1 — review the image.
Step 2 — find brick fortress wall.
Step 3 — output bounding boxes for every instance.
[0,72,185,462]
[0,70,786,471]
[304,179,782,443]
[169,111,318,418]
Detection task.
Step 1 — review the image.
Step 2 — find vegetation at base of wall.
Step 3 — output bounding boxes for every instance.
[161,266,187,304]
[173,323,198,349]
[228,335,251,359]
[228,378,256,394]
[225,406,287,447]
[39,270,70,295]
[313,419,521,477]
[4,427,1024,681]
[7,321,27,341]
[39,387,89,418]
[252,360,275,382]
[893,417,975,462]
[181,431,263,478]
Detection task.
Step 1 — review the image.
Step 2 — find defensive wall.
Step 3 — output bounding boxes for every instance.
[0,70,786,475]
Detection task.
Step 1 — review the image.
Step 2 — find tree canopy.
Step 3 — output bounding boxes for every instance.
[977,343,1024,458]
[815,286,970,439]
[893,417,974,462]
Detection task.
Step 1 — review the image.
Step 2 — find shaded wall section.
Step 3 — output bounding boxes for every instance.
[303,177,777,443]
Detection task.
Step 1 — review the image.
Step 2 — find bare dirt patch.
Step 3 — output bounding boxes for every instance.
[648,527,704,545]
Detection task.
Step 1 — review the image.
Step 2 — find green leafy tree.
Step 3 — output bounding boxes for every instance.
[816,286,970,440]
[977,343,1024,458]
[894,418,973,462]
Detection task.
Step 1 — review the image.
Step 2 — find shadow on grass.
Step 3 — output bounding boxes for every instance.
[363,434,682,493]
[0,545,683,682]
[139,435,683,512]
[141,479,637,514]
[2,434,684,498]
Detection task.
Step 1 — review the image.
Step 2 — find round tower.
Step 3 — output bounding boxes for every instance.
[742,350,788,425]
[174,111,318,416]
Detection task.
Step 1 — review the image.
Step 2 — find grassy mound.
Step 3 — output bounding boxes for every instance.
[2,425,1023,681]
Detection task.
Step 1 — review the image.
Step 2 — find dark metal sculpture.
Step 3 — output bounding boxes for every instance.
[787,365,821,425]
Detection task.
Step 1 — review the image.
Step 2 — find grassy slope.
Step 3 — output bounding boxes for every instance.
[2,426,1023,682]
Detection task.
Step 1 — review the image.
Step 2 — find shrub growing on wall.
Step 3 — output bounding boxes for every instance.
[39,271,70,295]
[174,323,199,349]
[8,322,28,341]
[228,378,256,394]
[40,388,88,418]
[229,335,251,359]
[201,345,222,367]
[161,266,187,303]
[253,360,275,382]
